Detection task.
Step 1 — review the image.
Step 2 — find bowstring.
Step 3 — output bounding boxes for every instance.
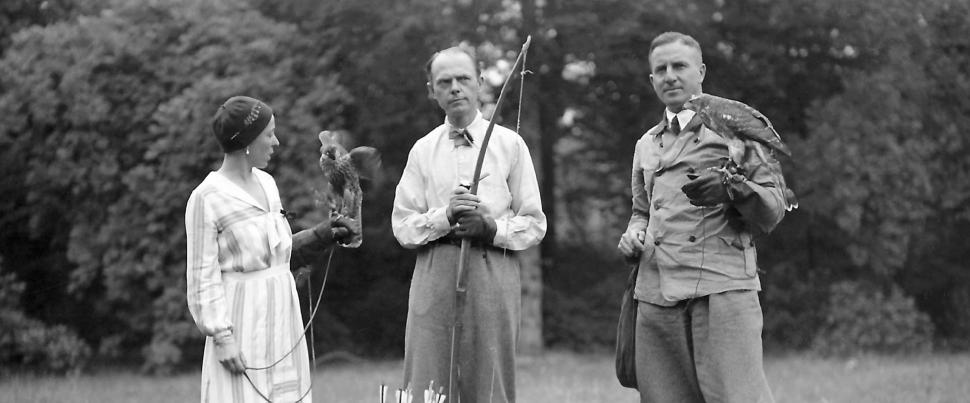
[508,38,531,260]
[515,41,530,135]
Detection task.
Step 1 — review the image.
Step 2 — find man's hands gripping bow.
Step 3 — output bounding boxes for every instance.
[446,186,497,243]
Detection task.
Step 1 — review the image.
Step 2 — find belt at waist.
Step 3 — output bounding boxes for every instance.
[222,263,290,282]
[427,234,504,252]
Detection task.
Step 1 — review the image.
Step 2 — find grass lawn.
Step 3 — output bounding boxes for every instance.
[2,351,968,402]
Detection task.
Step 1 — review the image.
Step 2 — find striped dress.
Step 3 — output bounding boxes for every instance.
[186,169,312,403]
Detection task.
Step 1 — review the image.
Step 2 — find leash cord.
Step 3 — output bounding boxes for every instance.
[242,246,336,402]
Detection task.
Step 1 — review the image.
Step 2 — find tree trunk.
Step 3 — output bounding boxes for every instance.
[517,246,543,355]
[515,54,545,355]
[515,0,548,356]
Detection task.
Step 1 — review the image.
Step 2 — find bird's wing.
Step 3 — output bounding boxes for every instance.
[727,102,792,158]
[347,147,382,181]
[748,108,787,144]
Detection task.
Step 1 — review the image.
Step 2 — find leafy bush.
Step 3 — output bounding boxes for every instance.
[543,244,626,351]
[8,323,92,373]
[811,280,933,356]
[761,257,846,351]
[0,261,91,374]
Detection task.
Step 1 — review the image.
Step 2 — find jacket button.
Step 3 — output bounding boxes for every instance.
[653,201,662,210]
[654,240,661,246]
[688,235,697,242]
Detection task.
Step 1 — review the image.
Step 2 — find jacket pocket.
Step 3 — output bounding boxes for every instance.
[701,234,756,280]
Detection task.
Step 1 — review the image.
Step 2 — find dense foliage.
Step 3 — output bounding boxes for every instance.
[1,0,968,372]
[811,280,934,355]
[1,258,91,374]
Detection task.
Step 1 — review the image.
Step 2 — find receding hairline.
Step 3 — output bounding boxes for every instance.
[425,46,481,81]
[648,31,704,63]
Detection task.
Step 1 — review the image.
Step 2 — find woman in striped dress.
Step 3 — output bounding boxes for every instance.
[186,96,353,402]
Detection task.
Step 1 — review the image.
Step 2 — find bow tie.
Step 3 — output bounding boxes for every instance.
[449,128,474,147]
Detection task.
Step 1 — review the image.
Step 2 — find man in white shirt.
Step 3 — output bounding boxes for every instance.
[391,46,546,403]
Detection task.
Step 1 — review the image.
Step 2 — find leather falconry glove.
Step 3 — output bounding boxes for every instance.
[290,215,361,273]
[326,215,356,243]
[308,215,357,245]
[681,168,756,207]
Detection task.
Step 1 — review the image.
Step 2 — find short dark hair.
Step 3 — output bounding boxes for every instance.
[424,46,481,82]
[649,32,703,62]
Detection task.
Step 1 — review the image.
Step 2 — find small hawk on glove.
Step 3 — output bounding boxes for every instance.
[682,93,798,211]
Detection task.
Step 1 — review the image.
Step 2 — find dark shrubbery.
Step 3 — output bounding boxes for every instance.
[811,280,934,356]
[0,263,91,374]
[543,244,627,351]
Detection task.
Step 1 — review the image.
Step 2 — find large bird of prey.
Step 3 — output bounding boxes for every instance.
[682,93,798,210]
[317,130,382,247]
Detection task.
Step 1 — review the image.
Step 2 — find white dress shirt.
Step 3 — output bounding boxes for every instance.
[392,111,546,250]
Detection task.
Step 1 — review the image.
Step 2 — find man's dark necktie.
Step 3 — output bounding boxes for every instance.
[450,128,474,147]
[670,116,681,134]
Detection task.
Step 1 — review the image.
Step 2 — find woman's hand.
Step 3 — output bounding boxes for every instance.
[329,215,357,242]
[310,215,358,244]
[214,331,246,374]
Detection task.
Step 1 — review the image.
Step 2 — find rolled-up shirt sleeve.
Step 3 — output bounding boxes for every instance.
[492,136,546,251]
[185,191,232,338]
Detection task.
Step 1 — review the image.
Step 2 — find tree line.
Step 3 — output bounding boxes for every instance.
[1,0,968,373]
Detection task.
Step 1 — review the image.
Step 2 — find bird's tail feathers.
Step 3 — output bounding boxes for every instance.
[784,188,799,211]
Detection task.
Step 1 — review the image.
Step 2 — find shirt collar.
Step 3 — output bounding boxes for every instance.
[444,110,485,142]
[664,108,696,131]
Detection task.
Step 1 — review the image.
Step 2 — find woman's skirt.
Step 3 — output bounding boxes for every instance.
[200,264,313,403]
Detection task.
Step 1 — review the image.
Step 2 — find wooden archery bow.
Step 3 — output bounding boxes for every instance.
[448,34,532,403]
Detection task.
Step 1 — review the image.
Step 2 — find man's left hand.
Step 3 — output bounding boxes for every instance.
[681,170,730,206]
[682,168,757,206]
[454,210,497,243]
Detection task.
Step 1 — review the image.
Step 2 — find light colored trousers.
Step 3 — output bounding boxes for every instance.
[635,290,775,403]
[403,243,520,403]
